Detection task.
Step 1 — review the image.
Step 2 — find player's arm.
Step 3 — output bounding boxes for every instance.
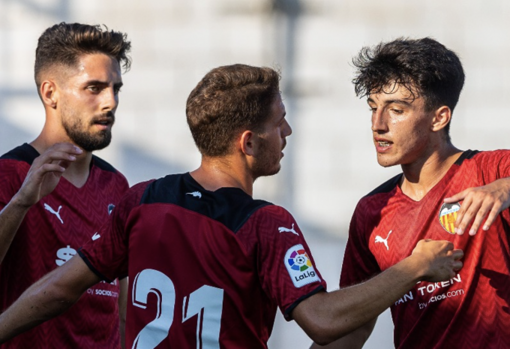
[444,177,510,235]
[0,254,100,343]
[118,277,128,349]
[310,319,377,349]
[0,143,82,262]
[292,239,463,346]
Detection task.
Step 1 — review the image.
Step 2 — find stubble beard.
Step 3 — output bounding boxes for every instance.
[252,139,282,179]
[62,111,112,152]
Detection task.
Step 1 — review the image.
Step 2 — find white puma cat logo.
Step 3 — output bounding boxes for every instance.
[186,191,202,199]
[44,203,63,224]
[278,223,299,236]
[375,230,392,250]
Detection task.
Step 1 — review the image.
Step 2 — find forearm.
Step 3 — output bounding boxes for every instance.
[310,319,376,349]
[0,271,78,342]
[0,195,32,263]
[0,256,100,343]
[296,257,419,344]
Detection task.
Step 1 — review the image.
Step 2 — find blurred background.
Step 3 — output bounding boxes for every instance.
[1,0,509,348]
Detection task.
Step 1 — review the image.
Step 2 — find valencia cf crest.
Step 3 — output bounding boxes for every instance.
[438,202,461,234]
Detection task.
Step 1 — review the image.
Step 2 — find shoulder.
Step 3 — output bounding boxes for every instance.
[92,155,123,174]
[254,204,293,222]
[91,155,129,189]
[110,179,155,220]
[247,204,300,236]
[0,144,36,183]
[365,173,402,198]
[0,143,39,165]
[454,149,510,164]
[348,173,402,223]
[456,149,510,177]
[127,179,156,204]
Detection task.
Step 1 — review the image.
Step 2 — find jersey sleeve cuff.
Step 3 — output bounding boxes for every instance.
[78,248,115,283]
[283,284,326,321]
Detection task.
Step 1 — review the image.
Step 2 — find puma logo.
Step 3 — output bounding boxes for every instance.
[278,223,299,236]
[375,230,392,250]
[186,191,202,199]
[44,203,63,224]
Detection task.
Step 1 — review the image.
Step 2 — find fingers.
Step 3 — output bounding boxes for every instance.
[443,189,467,203]
[413,240,464,282]
[446,181,510,236]
[452,260,463,272]
[450,248,464,261]
[15,143,83,207]
[482,208,500,232]
[454,194,483,235]
[35,143,83,166]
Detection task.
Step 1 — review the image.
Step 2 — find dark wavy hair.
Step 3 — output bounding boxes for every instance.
[35,22,131,90]
[186,64,281,157]
[353,37,465,136]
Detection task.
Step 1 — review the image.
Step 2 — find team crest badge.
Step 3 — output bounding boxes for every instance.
[438,202,461,234]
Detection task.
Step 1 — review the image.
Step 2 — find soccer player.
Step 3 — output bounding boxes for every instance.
[315,38,510,348]
[0,64,463,348]
[0,23,131,348]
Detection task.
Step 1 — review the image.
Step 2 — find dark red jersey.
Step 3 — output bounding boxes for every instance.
[341,150,510,348]
[0,143,129,349]
[79,172,326,348]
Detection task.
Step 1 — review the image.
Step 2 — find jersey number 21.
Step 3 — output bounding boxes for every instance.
[131,268,224,349]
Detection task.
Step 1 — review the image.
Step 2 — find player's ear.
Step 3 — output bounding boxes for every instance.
[239,130,256,156]
[40,80,58,109]
[431,105,451,132]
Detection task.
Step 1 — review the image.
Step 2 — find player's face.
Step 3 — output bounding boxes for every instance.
[368,84,435,168]
[252,93,292,178]
[58,53,122,152]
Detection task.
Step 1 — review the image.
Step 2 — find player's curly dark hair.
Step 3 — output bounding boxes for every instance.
[353,37,465,136]
[35,22,131,90]
[186,64,281,157]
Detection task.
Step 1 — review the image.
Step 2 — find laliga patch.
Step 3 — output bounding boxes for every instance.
[284,244,320,288]
[439,202,461,234]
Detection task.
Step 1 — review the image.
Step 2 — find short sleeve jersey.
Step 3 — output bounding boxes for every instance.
[0,143,129,349]
[341,150,510,349]
[79,172,326,348]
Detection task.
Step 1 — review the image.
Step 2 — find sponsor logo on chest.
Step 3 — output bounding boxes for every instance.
[55,245,77,266]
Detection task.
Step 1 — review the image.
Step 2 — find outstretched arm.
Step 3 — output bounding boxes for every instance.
[0,143,82,262]
[0,255,100,343]
[310,319,377,349]
[293,239,463,346]
[444,177,510,235]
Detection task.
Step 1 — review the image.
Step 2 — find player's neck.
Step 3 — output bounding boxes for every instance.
[191,156,254,196]
[400,143,462,201]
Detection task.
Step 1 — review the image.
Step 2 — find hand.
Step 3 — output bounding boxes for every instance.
[13,143,82,208]
[411,239,463,282]
[444,178,510,236]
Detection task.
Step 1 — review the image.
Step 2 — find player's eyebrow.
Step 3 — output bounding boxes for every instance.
[367,97,413,106]
[85,80,123,88]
